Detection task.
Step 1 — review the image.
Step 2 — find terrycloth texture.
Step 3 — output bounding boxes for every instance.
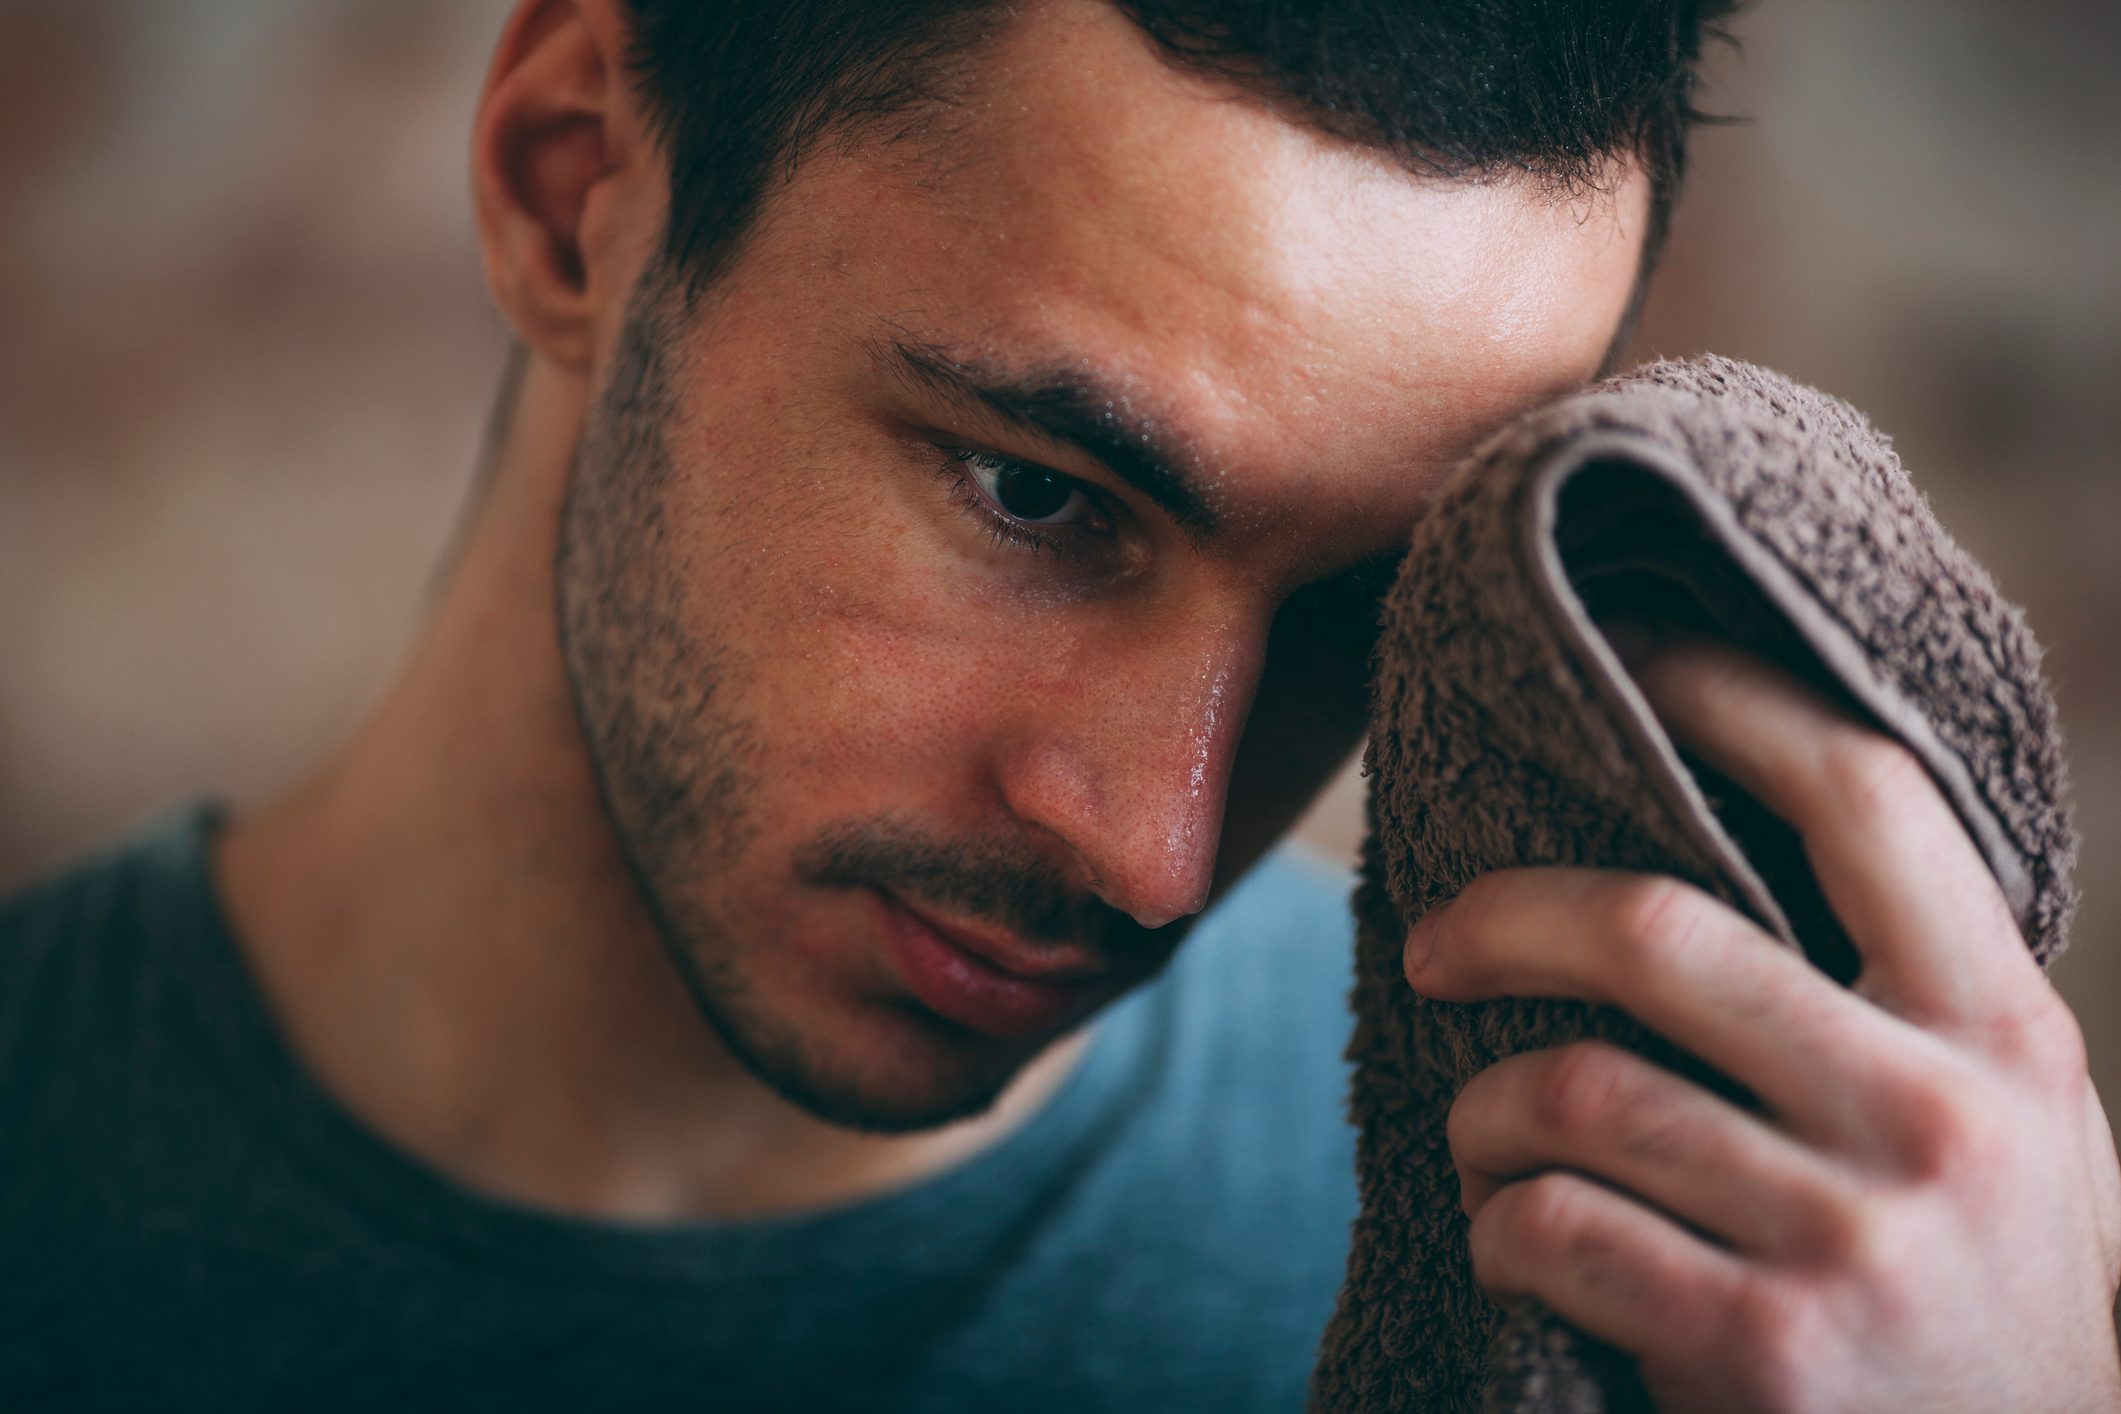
[1311,356,2079,1414]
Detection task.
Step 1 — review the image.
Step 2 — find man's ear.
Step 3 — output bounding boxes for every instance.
[471,0,652,371]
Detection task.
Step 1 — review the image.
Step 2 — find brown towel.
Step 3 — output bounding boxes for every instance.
[1310,356,2079,1413]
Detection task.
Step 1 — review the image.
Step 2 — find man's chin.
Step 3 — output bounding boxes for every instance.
[696,980,1047,1135]
[769,1068,1016,1136]
[772,1037,1028,1136]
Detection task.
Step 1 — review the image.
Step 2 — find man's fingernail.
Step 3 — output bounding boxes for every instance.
[1406,900,1451,974]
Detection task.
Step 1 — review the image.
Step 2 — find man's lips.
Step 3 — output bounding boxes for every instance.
[889,894,1108,981]
[870,889,1111,1040]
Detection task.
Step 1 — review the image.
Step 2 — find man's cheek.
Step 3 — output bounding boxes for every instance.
[753,573,1048,788]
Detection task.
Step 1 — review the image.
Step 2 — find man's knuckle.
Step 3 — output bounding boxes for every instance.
[1534,1042,1631,1136]
[1993,986,2088,1090]
[1892,1078,2003,1182]
[1824,731,1930,828]
[1510,1172,1594,1251]
[1721,1276,1816,1409]
[1802,1183,1889,1272]
[1610,874,1707,978]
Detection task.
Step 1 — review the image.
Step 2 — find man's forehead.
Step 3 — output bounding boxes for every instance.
[731,0,1650,572]
[870,2,1651,460]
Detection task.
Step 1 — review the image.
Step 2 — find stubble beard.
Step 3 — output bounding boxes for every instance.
[553,264,915,1134]
[552,264,1139,1136]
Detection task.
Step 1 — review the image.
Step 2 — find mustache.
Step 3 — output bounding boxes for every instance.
[793,818,1178,961]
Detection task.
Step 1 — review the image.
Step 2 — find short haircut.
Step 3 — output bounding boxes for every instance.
[619,0,1741,318]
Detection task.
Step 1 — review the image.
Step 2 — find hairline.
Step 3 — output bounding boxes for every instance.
[640,4,1677,343]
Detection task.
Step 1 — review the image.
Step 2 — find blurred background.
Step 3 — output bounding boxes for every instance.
[1,2,2115,1110]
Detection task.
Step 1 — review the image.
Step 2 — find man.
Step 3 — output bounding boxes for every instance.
[2,0,2115,1409]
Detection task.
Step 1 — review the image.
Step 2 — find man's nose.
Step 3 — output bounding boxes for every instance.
[996,629,1262,931]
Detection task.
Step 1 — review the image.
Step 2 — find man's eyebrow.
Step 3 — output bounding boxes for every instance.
[872,334,1217,536]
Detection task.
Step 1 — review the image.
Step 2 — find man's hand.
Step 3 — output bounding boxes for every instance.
[1401,636,2121,1412]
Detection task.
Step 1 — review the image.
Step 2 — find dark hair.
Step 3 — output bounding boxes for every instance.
[619,0,1740,302]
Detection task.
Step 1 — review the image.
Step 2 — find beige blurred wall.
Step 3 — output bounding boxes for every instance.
[2,3,2116,1103]
[0,0,513,875]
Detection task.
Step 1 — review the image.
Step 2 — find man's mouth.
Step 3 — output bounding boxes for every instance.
[869,889,1112,1041]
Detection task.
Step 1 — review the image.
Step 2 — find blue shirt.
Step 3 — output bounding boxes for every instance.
[0,805,1360,1412]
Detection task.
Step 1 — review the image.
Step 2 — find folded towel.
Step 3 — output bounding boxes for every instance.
[1309,355,2079,1413]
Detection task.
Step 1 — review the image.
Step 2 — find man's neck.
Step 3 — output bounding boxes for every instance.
[212,356,1090,1224]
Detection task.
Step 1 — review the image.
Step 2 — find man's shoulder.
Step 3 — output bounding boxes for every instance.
[2,805,198,938]
[0,806,217,1070]
[0,828,138,991]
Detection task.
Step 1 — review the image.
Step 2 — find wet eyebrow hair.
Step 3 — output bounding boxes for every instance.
[871,332,1219,538]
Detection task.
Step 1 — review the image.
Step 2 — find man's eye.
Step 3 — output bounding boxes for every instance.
[954,449,1093,525]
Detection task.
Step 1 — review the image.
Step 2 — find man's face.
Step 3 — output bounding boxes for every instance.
[556,0,1648,1132]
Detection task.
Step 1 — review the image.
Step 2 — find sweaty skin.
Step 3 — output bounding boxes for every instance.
[218,0,1641,1220]
[210,0,2121,1404]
